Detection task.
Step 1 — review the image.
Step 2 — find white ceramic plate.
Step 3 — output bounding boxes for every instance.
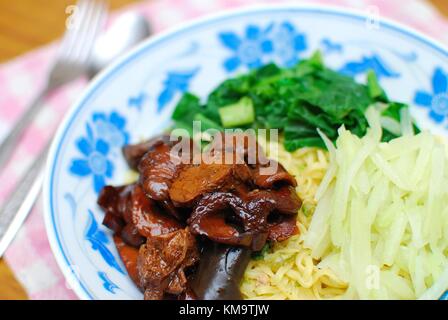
[44,4,448,300]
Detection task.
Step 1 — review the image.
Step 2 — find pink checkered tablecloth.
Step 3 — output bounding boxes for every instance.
[1,0,448,300]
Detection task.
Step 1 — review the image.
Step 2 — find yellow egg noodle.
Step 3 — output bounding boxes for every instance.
[241,138,348,300]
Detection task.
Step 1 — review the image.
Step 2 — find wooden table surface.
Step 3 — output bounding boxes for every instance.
[0,0,447,300]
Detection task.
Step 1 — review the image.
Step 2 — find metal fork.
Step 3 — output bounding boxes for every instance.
[0,0,108,171]
[0,0,108,257]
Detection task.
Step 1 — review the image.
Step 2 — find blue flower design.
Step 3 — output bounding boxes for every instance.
[339,54,400,79]
[219,25,273,72]
[320,38,343,54]
[92,111,129,148]
[69,124,114,193]
[85,210,125,274]
[98,271,119,293]
[128,92,147,111]
[157,68,199,112]
[270,22,307,67]
[414,67,448,123]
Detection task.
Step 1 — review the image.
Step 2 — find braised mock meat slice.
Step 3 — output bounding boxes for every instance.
[98,184,133,234]
[121,224,146,248]
[138,137,196,204]
[252,161,297,189]
[137,228,199,300]
[243,187,300,242]
[122,135,171,170]
[187,192,256,248]
[270,186,301,214]
[130,184,182,237]
[169,160,252,207]
[98,183,182,247]
[245,186,301,215]
[266,215,298,242]
[188,192,278,251]
[98,185,132,211]
[138,141,179,201]
[204,133,296,189]
[160,199,186,221]
[188,186,301,250]
[169,163,233,207]
[208,132,268,165]
[102,212,125,234]
[97,185,131,217]
[113,235,140,285]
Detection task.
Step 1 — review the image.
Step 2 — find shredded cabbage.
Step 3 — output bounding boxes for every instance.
[305,107,448,299]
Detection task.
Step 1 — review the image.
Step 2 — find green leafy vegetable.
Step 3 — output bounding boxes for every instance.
[218,96,255,127]
[366,70,385,99]
[194,113,222,131]
[171,51,418,150]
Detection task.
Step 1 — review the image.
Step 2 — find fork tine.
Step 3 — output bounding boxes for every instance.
[66,0,97,62]
[76,0,108,64]
[59,0,92,60]
[58,0,91,60]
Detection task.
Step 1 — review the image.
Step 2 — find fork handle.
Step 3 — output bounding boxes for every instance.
[0,87,49,171]
[0,143,48,257]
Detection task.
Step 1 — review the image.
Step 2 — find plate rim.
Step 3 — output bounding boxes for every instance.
[43,3,448,300]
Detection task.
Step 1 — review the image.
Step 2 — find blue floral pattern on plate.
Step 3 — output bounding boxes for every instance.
[219,24,273,71]
[85,210,125,274]
[320,38,343,54]
[270,22,306,67]
[69,111,129,193]
[128,92,147,111]
[98,271,119,293]
[218,21,308,71]
[339,54,400,78]
[157,68,199,112]
[69,124,114,193]
[92,111,129,148]
[414,67,448,123]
